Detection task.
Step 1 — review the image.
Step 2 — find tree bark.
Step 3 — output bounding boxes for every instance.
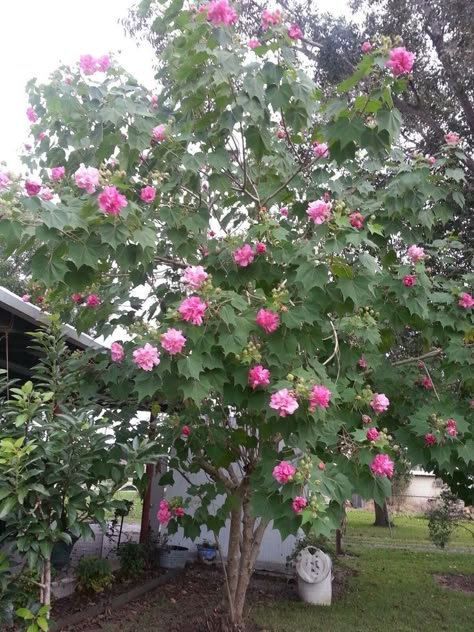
[373,501,392,527]
[40,557,51,617]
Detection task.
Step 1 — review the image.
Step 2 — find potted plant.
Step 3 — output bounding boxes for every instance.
[197,540,217,563]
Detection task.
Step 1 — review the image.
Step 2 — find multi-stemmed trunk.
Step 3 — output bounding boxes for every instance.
[40,555,52,617]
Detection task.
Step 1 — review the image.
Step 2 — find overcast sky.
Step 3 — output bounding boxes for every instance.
[0,0,349,171]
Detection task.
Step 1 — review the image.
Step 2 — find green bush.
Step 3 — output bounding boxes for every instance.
[74,557,113,594]
[118,542,146,579]
[427,491,457,549]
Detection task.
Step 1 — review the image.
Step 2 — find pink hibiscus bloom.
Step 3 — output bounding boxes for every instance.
[424,433,436,446]
[459,292,474,308]
[110,342,124,362]
[362,415,371,424]
[152,124,166,142]
[445,418,457,437]
[51,166,65,180]
[306,199,331,224]
[248,365,270,389]
[74,164,100,194]
[86,294,100,307]
[255,241,266,254]
[98,186,128,215]
[270,389,299,417]
[233,243,254,267]
[407,245,425,262]
[280,207,288,216]
[26,106,37,122]
[358,355,367,368]
[421,375,433,390]
[313,141,329,157]
[261,8,281,29]
[426,155,436,165]
[403,275,416,286]
[25,180,41,196]
[207,0,237,25]
[385,47,414,75]
[349,212,364,229]
[157,500,171,524]
[370,393,390,413]
[366,427,379,442]
[182,265,208,290]
[308,385,331,411]
[161,328,186,354]
[361,41,372,53]
[178,296,207,325]
[292,496,307,514]
[445,132,459,144]
[248,39,260,49]
[71,293,82,303]
[132,343,160,371]
[287,24,302,40]
[255,308,279,333]
[140,185,156,203]
[272,461,296,484]
[369,454,394,477]
[40,188,53,201]
[181,425,190,436]
[148,95,158,107]
[0,171,10,189]
[173,507,185,517]
[21,294,31,302]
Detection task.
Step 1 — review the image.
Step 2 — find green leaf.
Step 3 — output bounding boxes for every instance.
[177,355,203,381]
[15,608,34,620]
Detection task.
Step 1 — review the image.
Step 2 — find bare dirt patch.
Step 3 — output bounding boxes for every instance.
[434,573,474,593]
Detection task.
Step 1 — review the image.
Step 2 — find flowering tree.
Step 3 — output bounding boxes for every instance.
[1,1,473,626]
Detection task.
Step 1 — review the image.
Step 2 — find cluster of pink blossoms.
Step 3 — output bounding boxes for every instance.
[287,23,302,40]
[157,500,172,524]
[182,265,208,290]
[110,342,124,362]
[292,496,307,514]
[370,393,390,413]
[74,164,100,194]
[313,141,329,158]
[369,454,394,477]
[86,294,100,306]
[132,343,161,371]
[272,461,296,484]
[255,308,279,333]
[308,385,331,411]
[420,375,433,390]
[178,296,207,325]
[261,8,281,28]
[152,124,166,142]
[181,425,190,436]
[26,106,38,123]
[349,212,364,229]
[361,41,372,53]
[140,185,156,203]
[98,186,128,215]
[424,432,436,446]
[407,244,425,262]
[269,389,299,417]
[247,39,260,49]
[79,54,110,75]
[385,47,414,75]
[248,365,270,389]
[256,241,266,254]
[233,243,254,267]
[446,418,457,436]
[25,180,41,196]
[459,292,474,308]
[366,427,379,442]
[403,274,415,287]
[51,166,65,180]
[204,0,237,25]
[0,171,10,189]
[445,132,459,144]
[306,199,331,224]
[161,328,186,354]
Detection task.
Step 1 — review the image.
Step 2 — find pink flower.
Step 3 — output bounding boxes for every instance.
[86,294,100,306]
[74,164,100,194]
[272,461,296,484]
[362,415,371,424]
[140,185,156,203]
[262,8,281,29]
[0,171,10,189]
[403,274,416,286]
[270,389,299,417]
[181,425,190,436]
[182,265,208,290]
[25,179,41,196]
[178,296,207,325]
[21,294,30,302]
[161,328,186,354]
[470,399,474,407]
[426,155,436,165]
[308,385,331,411]
[152,124,166,142]
[248,365,270,389]
[98,186,128,215]
[148,95,158,107]
[255,241,266,254]
[248,39,260,49]
[40,188,53,201]
[97,55,110,72]
[421,375,433,390]
[366,427,379,442]
[318,462,326,470]
[358,355,367,368]
[110,342,124,362]
[307,199,331,224]
[407,245,425,262]
[385,47,414,75]
[276,128,285,139]
[349,212,364,229]
[51,166,65,180]
[313,141,329,158]
[255,308,279,333]
[445,418,457,437]
[132,343,161,371]
[26,106,37,122]
[287,24,302,40]
[370,393,390,413]
[36,132,45,142]
[280,207,288,216]
[361,41,372,53]
[369,454,394,477]
[424,433,436,446]
[157,500,171,524]
[71,292,82,303]
[233,243,254,267]
[79,54,109,75]
[445,132,459,144]
[207,0,237,25]
[459,292,474,308]
[292,496,307,514]
[173,507,185,517]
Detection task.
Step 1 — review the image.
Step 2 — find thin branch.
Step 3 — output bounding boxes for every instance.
[392,348,443,367]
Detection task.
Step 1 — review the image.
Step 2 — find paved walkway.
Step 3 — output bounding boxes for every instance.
[345,538,474,553]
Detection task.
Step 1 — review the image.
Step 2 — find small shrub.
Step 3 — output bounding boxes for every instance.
[427,491,457,549]
[14,569,41,612]
[118,542,146,579]
[287,533,332,571]
[74,557,113,594]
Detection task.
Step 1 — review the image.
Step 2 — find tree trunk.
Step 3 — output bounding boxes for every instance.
[40,557,52,617]
[373,501,392,527]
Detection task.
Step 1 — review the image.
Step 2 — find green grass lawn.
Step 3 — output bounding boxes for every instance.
[105,489,143,523]
[345,509,474,548]
[252,547,474,632]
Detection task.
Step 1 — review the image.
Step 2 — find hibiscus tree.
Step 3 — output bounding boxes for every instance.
[1,1,473,627]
